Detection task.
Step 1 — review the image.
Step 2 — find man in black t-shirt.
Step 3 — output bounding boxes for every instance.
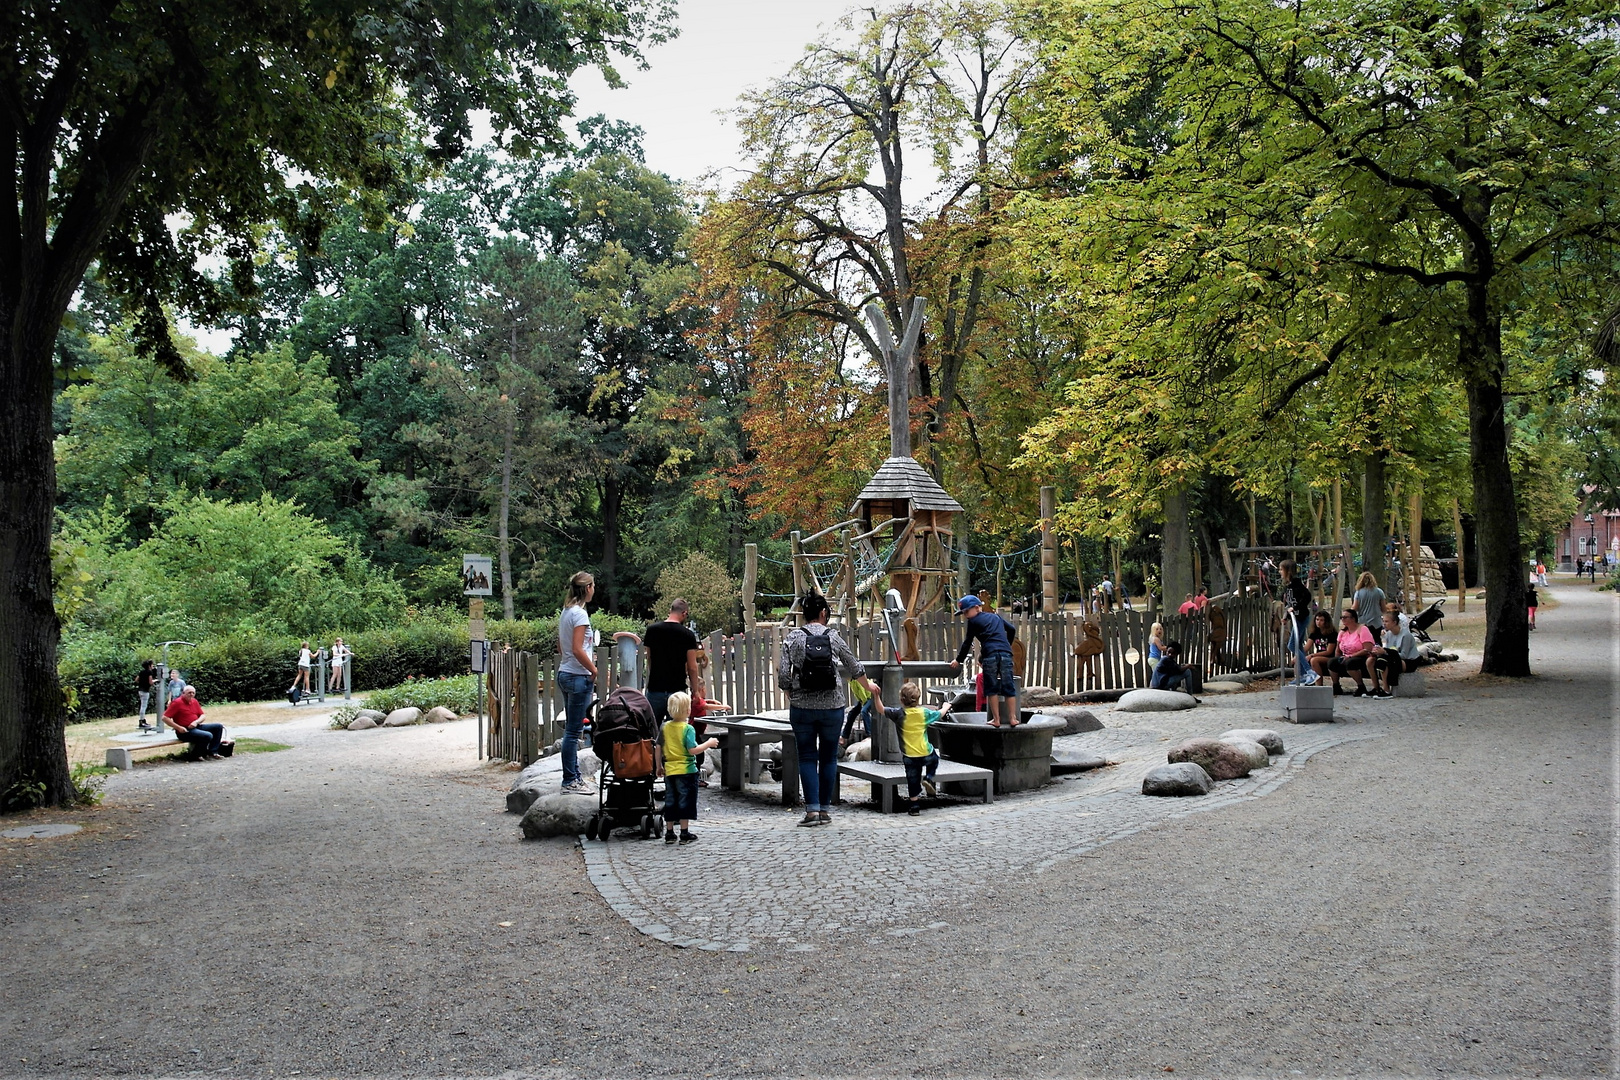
[643,598,705,723]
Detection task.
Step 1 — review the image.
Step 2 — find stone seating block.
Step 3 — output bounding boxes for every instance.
[1393,669,1428,698]
[1279,683,1334,724]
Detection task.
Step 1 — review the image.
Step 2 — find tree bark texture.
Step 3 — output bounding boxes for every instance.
[1467,372,1530,675]
[1161,485,1193,609]
[601,475,623,613]
[1361,450,1386,592]
[498,409,515,622]
[0,327,74,808]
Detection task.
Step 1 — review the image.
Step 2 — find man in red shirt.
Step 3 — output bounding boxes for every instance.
[162,685,227,759]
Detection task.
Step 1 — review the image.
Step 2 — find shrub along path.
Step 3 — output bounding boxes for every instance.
[0,588,1612,1077]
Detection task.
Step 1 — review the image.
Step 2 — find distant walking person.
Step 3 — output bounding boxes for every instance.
[778,593,883,828]
[1353,572,1386,633]
[135,660,158,732]
[166,665,184,705]
[1526,582,1538,630]
[558,572,599,795]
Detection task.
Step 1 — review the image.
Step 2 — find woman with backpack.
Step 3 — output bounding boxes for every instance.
[777,593,883,828]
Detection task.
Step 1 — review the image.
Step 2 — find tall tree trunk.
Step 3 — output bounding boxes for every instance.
[1361,450,1386,592]
[601,474,623,613]
[1467,368,1530,675]
[1162,484,1193,609]
[0,327,74,809]
[498,410,515,621]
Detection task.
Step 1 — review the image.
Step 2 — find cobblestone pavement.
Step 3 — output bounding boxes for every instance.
[585,692,1426,951]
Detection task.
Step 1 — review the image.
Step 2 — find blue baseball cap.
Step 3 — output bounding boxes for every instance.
[955,594,982,615]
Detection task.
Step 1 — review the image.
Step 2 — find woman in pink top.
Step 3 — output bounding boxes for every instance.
[1326,609,1376,696]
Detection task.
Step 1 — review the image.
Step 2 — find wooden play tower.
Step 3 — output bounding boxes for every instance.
[787,300,963,639]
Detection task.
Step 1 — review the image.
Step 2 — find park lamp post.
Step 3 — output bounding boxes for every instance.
[1587,513,1596,573]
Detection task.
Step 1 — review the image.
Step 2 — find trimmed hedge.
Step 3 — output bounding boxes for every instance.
[61,612,642,721]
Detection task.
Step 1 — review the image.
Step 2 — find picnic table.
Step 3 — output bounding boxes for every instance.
[698,714,799,806]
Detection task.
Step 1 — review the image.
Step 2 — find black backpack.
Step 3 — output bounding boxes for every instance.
[796,628,837,692]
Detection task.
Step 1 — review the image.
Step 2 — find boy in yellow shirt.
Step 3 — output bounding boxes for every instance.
[661,692,718,845]
[881,682,952,816]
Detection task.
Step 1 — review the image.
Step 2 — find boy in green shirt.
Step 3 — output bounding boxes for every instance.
[881,682,952,816]
[661,691,718,845]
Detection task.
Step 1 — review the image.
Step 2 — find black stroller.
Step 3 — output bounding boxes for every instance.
[585,686,663,841]
[1411,597,1446,642]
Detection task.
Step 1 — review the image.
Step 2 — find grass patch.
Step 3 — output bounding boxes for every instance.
[232,738,291,753]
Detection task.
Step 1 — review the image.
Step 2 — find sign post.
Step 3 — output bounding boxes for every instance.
[463,555,493,756]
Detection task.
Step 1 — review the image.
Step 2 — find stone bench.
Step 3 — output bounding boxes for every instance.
[1393,669,1428,698]
[105,731,183,769]
[837,759,994,814]
[1279,683,1334,724]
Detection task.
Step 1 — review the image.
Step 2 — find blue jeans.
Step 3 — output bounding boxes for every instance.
[645,690,671,724]
[790,706,843,813]
[558,671,594,787]
[903,751,939,800]
[179,723,225,757]
[1288,613,1310,679]
[981,652,1016,699]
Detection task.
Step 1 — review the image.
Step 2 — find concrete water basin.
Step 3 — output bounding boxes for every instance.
[931,712,1064,793]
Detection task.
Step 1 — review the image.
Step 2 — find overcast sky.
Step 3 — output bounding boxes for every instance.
[571,0,856,186]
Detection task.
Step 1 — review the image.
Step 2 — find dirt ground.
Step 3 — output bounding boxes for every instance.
[1,578,1612,1079]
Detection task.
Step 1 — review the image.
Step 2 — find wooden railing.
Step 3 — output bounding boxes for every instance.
[484,595,1280,764]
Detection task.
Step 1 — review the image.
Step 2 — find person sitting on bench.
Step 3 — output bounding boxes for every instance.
[163,685,227,760]
[1149,641,1192,693]
[1368,611,1421,698]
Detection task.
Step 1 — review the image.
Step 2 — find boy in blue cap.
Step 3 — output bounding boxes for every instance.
[949,594,1020,728]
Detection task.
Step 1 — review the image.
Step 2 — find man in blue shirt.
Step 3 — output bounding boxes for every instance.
[949,594,1020,728]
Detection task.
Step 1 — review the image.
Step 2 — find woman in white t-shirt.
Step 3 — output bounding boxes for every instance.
[557,572,599,795]
[329,638,348,692]
[291,641,313,694]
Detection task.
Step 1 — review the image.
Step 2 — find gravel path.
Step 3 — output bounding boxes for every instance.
[0,584,1612,1078]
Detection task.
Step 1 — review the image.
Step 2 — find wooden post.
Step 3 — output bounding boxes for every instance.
[841,527,855,620]
[1409,485,1425,610]
[519,651,539,766]
[1219,538,1235,593]
[1112,543,1123,607]
[742,542,758,630]
[1247,494,1258,548]
[1040,485,1058,614]
[1452,497,1467,612]
[956,542,970,602]
[790,529,804,620]
[994,552,1006,611]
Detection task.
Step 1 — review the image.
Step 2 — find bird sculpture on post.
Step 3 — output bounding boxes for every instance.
[849,299,964,642]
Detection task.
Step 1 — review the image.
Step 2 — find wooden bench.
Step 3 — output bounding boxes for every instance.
[837,759,995,814]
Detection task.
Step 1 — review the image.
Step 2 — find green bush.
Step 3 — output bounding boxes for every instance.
[61,610,645,721]
[655,552,740,635]
[363,675,481,715]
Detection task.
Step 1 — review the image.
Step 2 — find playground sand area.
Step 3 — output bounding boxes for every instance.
[1,583,1611,1078]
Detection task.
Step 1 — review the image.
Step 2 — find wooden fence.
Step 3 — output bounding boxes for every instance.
[483,595,1281,765]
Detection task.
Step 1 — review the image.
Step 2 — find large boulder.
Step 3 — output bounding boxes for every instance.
[424,706,458,724]
[1167,737,1254,780]
[1039,706,1105,735]
[1020,686,1063,708]
[383,707,422,727]
[1220,728,1284,755]
[1220,737,1271,771]
[1218,671,1256,686]
[1115,688,1198,713]
[519,793,596,839]
[1202,681,1245,695]
[356,708,386,722]
[1142,762,1213,796]
[346,716,377,731]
